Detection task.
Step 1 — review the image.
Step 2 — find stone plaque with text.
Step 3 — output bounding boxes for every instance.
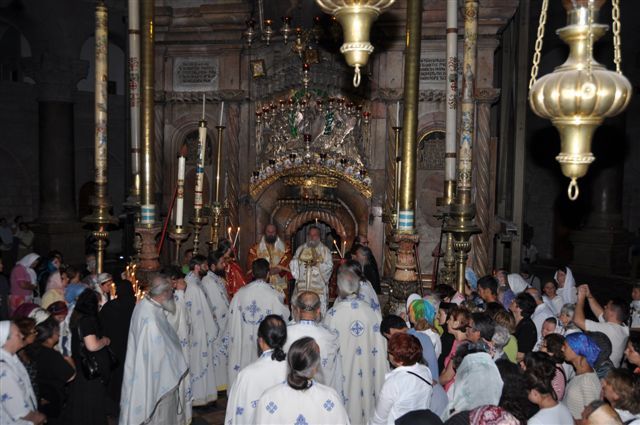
[173,57,219,92]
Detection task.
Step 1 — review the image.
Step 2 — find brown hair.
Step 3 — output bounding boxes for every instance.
[388,333,422,366]
[493,309,516,334]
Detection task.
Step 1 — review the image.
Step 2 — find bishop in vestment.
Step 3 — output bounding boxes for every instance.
[119,275,191,425]
[246,224,292,301]
[289,226,333,314]
[227,259,290,387]
[184,255,219,406]
[324,268,389,424]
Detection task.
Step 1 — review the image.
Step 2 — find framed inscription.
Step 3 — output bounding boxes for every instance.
[418,130,446,170]
[173,57,218,92]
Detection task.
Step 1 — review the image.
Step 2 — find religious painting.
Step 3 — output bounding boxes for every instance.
[250,59,266,78]
[184,129,213,166]
[418,130,446,170]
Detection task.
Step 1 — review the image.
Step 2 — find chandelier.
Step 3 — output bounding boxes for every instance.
[528,0,632,200]
[243,15,327,59]
[315,0,395,87]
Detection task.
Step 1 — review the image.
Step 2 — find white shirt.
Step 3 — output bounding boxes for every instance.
[585,314,629,367]
[531,302,555,339]
[528,403,574,425]
[369,363,433,425]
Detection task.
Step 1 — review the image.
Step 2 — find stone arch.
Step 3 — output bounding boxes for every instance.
[77,36,126,95]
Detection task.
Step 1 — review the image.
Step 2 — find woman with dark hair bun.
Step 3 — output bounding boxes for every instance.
[524,352,573,424]
[370,333,433,425]
[224,315,288,424]
[255,337,349,424]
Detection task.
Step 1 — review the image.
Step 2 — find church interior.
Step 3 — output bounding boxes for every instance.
[1,0,639,317]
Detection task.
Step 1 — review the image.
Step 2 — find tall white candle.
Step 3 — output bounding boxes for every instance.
[202,94,205,120]
[195,120,207,211]
[219,101,225,126]
[176,155,185,226]
[396,101,400,126]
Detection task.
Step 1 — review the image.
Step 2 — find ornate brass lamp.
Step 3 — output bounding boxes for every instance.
[315,0,395,87]
[529,0,631,200]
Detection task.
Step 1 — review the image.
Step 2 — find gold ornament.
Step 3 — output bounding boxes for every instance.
[315,0,395,87]
[529,0,631,200]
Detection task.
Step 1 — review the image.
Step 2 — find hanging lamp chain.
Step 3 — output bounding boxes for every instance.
[587,0,594,78]
[611,0,622,73]
[529,0,549,90]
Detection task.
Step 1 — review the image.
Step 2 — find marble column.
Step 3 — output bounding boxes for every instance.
[25,54,88,264]
[472,88,500,277]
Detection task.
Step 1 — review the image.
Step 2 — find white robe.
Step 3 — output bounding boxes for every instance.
[555,267,577,305]
[119,297,191,425]
[165,288,193,422]
[0,348,37,425]
[185,272,219,405]
[324,295,389,425]
[202,271,231,390]
[227,279,290,387]
[358,280,381,317]
[255,381,351,425]
[224,350,287,425]
[284,320,345,398]
[290,242,333,314]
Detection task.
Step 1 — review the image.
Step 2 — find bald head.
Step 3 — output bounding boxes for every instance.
[294,291,321,321]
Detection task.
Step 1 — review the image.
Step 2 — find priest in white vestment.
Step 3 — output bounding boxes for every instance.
[184,254,219,406]
[227,258,290,387]
[224,315,288,425]
[119,275,191,425]
[0,321,44,425]
[202,252,231,391]
[338,261,381,319]
[284,291,345,397]
[290,226,333,314]
[324,268,389,425]
[255,337,350,425]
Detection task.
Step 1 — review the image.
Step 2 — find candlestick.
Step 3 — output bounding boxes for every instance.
[219,101,225,126]
[176,155,185,227]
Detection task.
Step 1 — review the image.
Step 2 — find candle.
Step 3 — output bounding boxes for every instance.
[332,240,343,259]
[94,3,108,187]
[176,155,186,226]
[396,101,400,125]
[219,101,225,126]
[227,226,232,241]
[315,218,318,224]
[342,240,346,258]
[202,94,206,120]
[233,226,240,248]
[194,120,207,211]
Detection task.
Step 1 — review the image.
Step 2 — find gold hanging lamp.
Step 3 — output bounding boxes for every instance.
[528,0,631,200]
[315,0,395,87]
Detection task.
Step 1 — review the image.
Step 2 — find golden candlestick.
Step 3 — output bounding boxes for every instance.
[206,201,228,255]
[168,225,190,266]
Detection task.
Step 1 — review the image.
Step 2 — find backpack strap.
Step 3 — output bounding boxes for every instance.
[406,371,433,386]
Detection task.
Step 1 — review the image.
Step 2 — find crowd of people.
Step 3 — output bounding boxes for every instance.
[1,222,639,425]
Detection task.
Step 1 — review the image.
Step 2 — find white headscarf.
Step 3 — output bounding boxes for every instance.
[17,253,39,284]
[444,352,504,420]
[507,273,529,295]
[0,320,10,346]
[554,266,577,305]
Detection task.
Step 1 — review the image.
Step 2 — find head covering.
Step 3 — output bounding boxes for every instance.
[46,301,68,316]
[554,266,576,289]
[468,405,520,425]
[29,307,50,325]
[586,331,614,379]
[506,273,529,295]
[565,332,601,367]
[65,282,88,305]
[410,299,436,326]
[12,302,39,319]
[445,352,504,420]
[16,253,39,284]
[466,267,478,290]
[46,271,64,291]
[0,320,10,346]
[96,272,113,285]
[406,293,422,311]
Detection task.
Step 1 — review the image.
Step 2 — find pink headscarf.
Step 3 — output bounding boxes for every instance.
[46,271,65,292]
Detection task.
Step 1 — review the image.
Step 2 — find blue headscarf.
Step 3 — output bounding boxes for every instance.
[565,332,601,368]
[64,282,88,305]
[410,299,436,326]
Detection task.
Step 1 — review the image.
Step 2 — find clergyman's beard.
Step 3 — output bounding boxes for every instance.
[198,269,207,278]
[265,235,277,244]
[214,269,226,278]
[161,297,176,314]
[307,239,319,248]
